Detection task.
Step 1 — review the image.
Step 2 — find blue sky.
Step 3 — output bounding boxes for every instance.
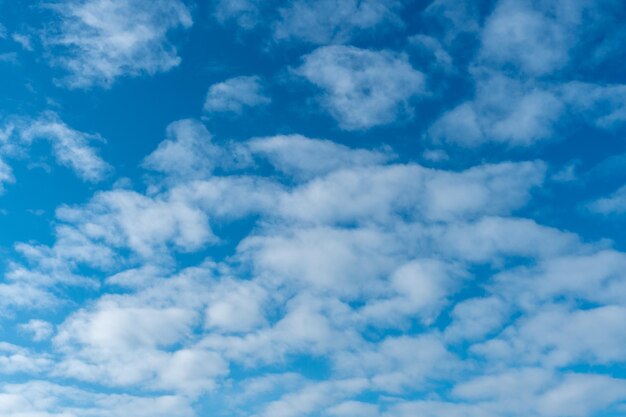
[1,0,626,416]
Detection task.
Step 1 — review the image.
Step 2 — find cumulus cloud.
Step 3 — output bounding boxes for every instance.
[478,0,575,76]
[0,381,195,417]
[3,122,626,416]
[296,45,425,130]
[203,75,271,114]
[589,185,626,214]
[427,0,626,147]
[17,114,112,182]
[20,319,54,342]
[213,0,400,44]
[429,70,564,146]
[142,119,225,180]
[273,0,400,44]
[0,113,111,189]
[45,0,192,88]
[245,134,392,180]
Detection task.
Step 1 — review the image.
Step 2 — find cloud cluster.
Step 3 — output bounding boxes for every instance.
[45,0,192,88]
[2,118,624,415]
[1,0,625,415]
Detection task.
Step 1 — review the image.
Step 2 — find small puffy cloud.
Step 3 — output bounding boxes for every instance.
[213,0,400,44]
[479,0,574,76]
[0,159,15,193]
[0,343,52,374]
[0,381,195,417]
[448,370,626,417]
[444,297,510,342]
[472,305,626,368]
[45,0,192,88]
[434,217,581,263]
[20,320,54,342]
[561,82,626,129]
[143,119,224,180]
[274,0,400,44]
[214,0,262,30]
[17,113,112,182]
[11,33,32,51]
[296,45,425,130]
[55,188,215,259]
[54,284,228,394]
[0,112,111,184]
[245,134,392,180]
[429,71,564,146]
[204,75,271,114]
[589,185,626,214]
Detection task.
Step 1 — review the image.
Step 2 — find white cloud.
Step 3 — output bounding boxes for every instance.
[472,305,626,367]
[5,123,626,416]
[0,113,111,193]
[53,273,228,394]
[479,0,573,76]
[589,185,626,214]
[561,82,626,129]
[214,0,262,30]
[0,159,14,193]
[0,343,52,375]
[258,378,369,417]
[204,75,271,114]
[444,296,510,342]
[245,134,392,180]
[296,45,425,130]
[213,0,400,44]
[45,0,192,88]
[429,71,564,146]
[448,370,626,417]
[142,119,225,180]
[0,381,195,417]
[434,217,581,263]
[11,33,32,51]
[333,334,457,394]
[55,188,215,259]
[17,113,112,182]
[274,0,400,44]
[20,320,54,342]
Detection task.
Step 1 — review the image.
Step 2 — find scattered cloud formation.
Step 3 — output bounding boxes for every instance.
[1,0,625,415]
[297,45,425,130]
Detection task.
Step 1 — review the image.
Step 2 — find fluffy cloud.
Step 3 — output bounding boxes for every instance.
[0,381,194,417]
[478,0,576,76]
[2,122,625,416]
[589,185,626,214]
[45,0,192,88]
[204,76,271,114]
[142,119,226,180]
[427,0,626,147]
[429,70,564,146]
[0,113,111,190]
[273,0,400,44]
[296,46,425,130]
[213,0,400,44]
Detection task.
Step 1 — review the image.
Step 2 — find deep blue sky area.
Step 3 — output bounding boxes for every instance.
[1,1,626,416]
